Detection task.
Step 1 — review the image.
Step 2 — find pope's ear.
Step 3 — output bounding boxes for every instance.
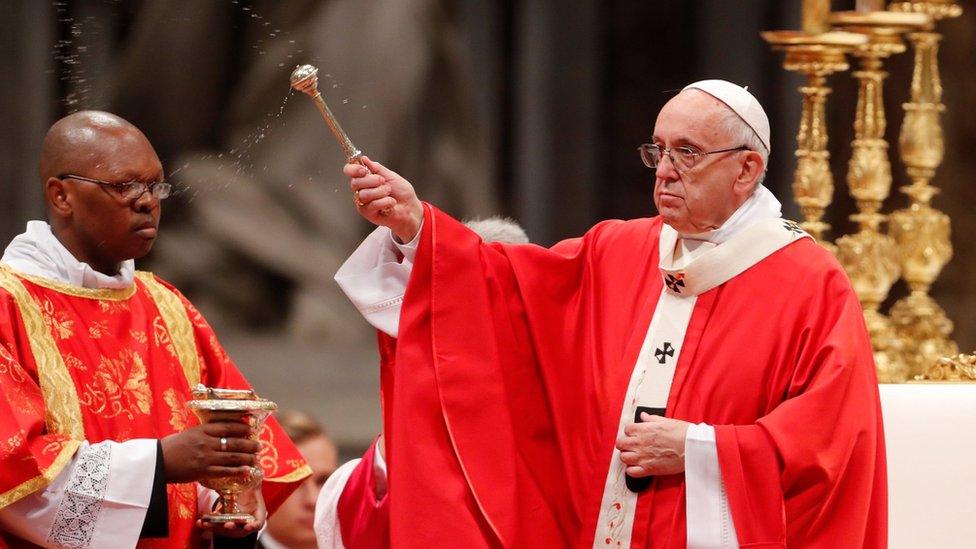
[45,177,72,216]
[736,150,765,189]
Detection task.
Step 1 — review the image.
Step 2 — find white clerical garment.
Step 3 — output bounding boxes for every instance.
[0,221,217,548]
[332,186,784,548]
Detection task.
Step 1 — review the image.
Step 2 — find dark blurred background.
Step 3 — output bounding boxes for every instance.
[2,0,974,456]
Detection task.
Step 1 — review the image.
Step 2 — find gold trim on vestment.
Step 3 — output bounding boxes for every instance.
[264,464,312,483]
[1,265,136,301]
[0,440,81,509]
[136,272,201,388]
[0,268,85,440]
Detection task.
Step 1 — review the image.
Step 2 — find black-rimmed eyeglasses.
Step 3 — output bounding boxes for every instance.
[59,174,172,202]
[638,143,750,173]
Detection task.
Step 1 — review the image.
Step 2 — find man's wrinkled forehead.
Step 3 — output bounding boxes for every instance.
[652,90,728,145]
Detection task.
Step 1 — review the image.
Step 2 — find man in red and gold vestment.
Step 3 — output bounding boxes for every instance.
[0,111,310,547]
[331,80,887,548]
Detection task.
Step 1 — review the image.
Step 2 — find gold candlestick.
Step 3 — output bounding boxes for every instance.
[803,0,832,33]
[886,0,962,379]
[830,10,931,382]
[762,30,867,249]
[857,0,886,12]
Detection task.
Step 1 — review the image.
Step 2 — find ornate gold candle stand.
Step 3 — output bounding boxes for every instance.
[830,10,931,382]
[762,31,867,250]
[187,385,277,525]
[919,352,976,381]
[885,0,962,379]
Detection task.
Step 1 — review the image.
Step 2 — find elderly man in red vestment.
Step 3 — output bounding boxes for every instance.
[328,79,887,549]
[0,111,310,547]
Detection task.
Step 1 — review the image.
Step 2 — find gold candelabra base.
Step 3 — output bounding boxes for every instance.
[919,352,976,381]
[889,291,958,379]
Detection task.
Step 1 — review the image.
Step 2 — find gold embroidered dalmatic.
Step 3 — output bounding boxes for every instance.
[0,266,310,547]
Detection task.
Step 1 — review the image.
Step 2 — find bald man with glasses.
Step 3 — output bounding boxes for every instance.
[335,80,886,548]
[0,111,310,548]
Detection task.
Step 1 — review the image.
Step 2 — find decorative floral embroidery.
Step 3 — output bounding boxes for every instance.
[185,303,206,330]
[209,334,230,366]
[78,349,153,419]
[47,443,112,547]
[0,342,28,382]
[163,388,191,431]
[0,342,40,415]
[42,438,69,456]
[129,329,148,346]
[152,316,178,360]
[62,352,87,372]
[0,430,25,460]
[41,298,74,340]
[257,424,280,477]
[87,320,109,339]
[169,482,197,520]
[604,500,625,547]
[97,299,130,314]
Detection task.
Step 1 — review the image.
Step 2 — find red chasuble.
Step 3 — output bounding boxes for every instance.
[378,204,885,548]
[0,266,310,548]
[337,437,390,548]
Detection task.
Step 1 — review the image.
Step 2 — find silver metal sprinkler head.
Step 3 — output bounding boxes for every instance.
[290,64,319,96]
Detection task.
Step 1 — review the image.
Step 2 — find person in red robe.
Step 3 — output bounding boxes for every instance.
[331,80,886,548]
[315,217,531,549]
[0,111,310,547]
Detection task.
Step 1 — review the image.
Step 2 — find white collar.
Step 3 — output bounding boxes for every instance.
[0,220,135,289]
[659,217,809,297]
[678,184,782,244]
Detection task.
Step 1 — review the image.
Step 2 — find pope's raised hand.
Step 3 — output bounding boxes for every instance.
[344,156,423,243]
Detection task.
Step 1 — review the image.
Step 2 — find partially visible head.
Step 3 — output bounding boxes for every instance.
[463,216,531,244]
[649,80,769,234]
[40,110,164,274]
[266,410,338,549]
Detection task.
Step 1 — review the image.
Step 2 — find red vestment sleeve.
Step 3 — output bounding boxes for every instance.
[0,289,80,511]
[378,204,656,547]
[150,276,310,515]
[337,437,390,548]
[713,267,886,548]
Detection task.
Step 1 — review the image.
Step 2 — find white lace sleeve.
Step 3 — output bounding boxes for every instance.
[685,423,739,549]
[0,438,157,548]
[334,223,421,338]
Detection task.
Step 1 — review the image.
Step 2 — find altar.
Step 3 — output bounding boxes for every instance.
[881,384,976,548]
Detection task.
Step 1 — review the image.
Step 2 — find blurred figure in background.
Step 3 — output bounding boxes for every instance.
[261,410,338,549]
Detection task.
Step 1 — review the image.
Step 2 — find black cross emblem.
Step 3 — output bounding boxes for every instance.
[783,220,803,235]
[654,342,675,364]
[664,273,685,293]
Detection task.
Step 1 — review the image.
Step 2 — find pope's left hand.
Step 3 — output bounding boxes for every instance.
[616,413,691,477]
[198,486,266,539]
